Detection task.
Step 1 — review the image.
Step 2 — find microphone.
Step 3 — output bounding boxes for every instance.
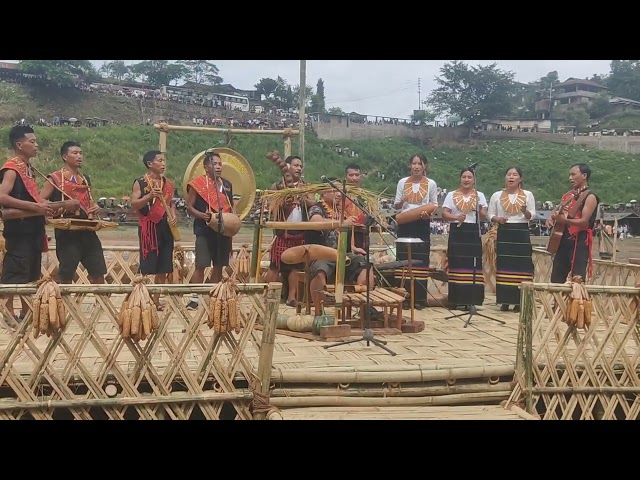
[468,161,479,170]
[320,175,328,182]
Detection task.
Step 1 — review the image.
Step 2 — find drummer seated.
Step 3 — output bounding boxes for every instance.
[305,193,375,317]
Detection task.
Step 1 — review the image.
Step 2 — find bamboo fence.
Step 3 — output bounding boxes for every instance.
[507,282,640,420]
[0,283,281,420]
[532,248,640,286]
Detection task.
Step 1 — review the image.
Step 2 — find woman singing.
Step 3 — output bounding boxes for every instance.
[442,168,488,310]
[393,153,439,307]
[487,167,536,312]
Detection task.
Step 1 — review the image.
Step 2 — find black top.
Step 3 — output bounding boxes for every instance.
[0,168,45,237]
[135,175,169,219]
[191,177,233,237]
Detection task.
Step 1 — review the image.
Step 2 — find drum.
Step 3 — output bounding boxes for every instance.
[48,218,119,232]
[395,204,438,225]
[207,212,242,237]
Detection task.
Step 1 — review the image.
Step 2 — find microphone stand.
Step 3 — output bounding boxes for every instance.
[444,163,505,327]
[322,178,396,356]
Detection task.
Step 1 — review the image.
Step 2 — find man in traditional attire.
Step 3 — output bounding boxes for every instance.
[40,141,106,284]
[131,150,177,309]
[266,155,314,307]
[185,150,235,309]
[546,163,599,284]
[0,126,76,323]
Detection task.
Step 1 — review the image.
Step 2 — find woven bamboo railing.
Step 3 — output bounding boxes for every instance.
[532,248,640,286]
[0,283,281,420]
[506,282,640,420]
[38,244,450,294]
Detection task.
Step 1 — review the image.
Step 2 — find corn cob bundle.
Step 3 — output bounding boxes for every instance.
[235,244,251,276]
[172,244,188,283]
[32,276,67,339]
[564,275,592,329]
[117,275,159,342]
[208,277,241,334]
[482,224,498,273]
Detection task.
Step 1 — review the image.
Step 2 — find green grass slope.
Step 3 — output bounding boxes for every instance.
[0,125,636,205]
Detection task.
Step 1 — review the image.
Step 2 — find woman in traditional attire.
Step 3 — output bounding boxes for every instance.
[442,168,488,310]
[392,153,439,307]
[487,167,536,312]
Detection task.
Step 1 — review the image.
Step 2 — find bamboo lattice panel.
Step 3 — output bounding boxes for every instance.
[0,284,280,420]
[508,283,640,420]
[532,249,640,286]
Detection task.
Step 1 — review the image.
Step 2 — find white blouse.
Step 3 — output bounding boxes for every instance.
[442,190,488,224]
[487,189,536,224]
[394,177,439,212]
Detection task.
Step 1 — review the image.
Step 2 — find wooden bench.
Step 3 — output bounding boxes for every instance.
[322,286,405,329]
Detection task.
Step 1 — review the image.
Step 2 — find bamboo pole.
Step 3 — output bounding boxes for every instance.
[254,282,281,420]
[269,365,515,384]
[509,404,540,420]
[270,391,510,408]
[522,283,534,414]
[270,382,512,398]
[159,130,167,157]
[528,284,639,294]
[153,124,300,136]
[334,227,348,324]
[532,386,640,394]
[0,284,269,295]
[284,134,292,159]
[0,391,253,411]
[263,220,342,231]
[299,60,306,164]
[250,219,261,282]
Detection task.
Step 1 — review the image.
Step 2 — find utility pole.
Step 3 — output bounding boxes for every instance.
[418,77,421,110]
[299,60,306,164]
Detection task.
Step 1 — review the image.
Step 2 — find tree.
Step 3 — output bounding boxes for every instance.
[566,109,591,132]
[426,61,518,126]
[255,77,278,101]
[129,60,186,87]
[411,109,437,126]
[293,83,314,109]
[606,60,640,102]
[588,91,613,119]
[310,78,326,113]
[19,60,98,85]
[177,60,222,86]
[327,106,345,115]
[100,60,130,82]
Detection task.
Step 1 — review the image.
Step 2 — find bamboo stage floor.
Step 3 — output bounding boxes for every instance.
[278,405,524,420]
[0,293,521,377]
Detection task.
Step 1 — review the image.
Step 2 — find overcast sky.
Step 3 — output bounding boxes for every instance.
[6,60,614,119]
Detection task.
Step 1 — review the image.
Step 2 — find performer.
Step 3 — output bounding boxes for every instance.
[487,167,536,312]
[0,126,55,322]
[392,154,439,307]
[344,163,368,251]
[185,150,235,309]
[40,141,106,284]
[546,163,599,283]
[131,150,177,309]
[266,155,314,307]
[442,168,488,310]
[306,184,371,317]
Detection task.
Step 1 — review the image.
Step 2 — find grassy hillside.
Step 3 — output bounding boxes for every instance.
[0,83,142,125]
[0,125,637,205]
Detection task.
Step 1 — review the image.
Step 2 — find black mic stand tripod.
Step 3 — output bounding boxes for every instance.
[321,178,396,356]
[444,163,505,328]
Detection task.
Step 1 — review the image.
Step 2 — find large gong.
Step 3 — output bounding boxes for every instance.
[182,147,256,221]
